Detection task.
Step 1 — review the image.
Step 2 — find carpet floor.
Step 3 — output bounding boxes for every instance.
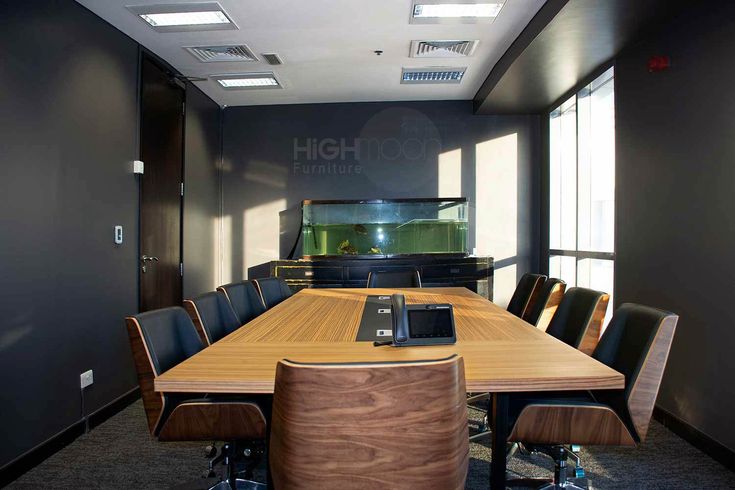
[7,399,733,489]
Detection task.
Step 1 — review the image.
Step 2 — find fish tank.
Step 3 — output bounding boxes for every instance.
[300,198,468,258]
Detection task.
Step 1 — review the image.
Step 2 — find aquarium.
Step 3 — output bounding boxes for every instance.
[301,198,468,257]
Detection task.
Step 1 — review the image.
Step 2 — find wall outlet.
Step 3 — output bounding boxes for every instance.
[80,370,94,389]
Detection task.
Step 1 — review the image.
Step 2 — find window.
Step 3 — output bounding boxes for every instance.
[549,67,615,326]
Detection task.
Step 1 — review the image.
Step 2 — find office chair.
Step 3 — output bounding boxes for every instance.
[217,280,266,325]
[523,278,566,330]
[184,291,241,345]
[253,277,293,309]
[269,355,468,489]
[126,307,267,489]
[470,286,608,443]
[546,287,609,355]
[366,268,422,288]
[505,303,679,489]
[507,273,546,319]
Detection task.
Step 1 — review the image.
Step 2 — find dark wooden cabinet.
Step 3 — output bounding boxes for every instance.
[249,256,493,299]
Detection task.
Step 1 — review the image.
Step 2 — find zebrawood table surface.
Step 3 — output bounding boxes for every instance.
[155,287,622,394]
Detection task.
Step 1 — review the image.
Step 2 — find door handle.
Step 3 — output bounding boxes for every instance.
[141,255,159,273]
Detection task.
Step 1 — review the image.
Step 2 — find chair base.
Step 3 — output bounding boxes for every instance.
[209,479,267,490]
[507,477,587,489]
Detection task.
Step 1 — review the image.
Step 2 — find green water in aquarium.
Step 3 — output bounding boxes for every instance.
[302,221,467,256]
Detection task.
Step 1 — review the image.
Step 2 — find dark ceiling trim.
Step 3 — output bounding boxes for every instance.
[472,0,569,114]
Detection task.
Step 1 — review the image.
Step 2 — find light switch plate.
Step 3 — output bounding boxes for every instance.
[80,370,94,389]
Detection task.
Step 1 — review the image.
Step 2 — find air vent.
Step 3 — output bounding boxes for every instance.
[410,40,478,58]
[185,45,257,63]
[261,53,283,65]
[401,67,466,84]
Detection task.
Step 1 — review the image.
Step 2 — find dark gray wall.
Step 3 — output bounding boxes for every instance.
[615,2,735,451]
[0,0,223,469]
[222,101,540,304]
[0,0,139,468]
[183,85,222,298]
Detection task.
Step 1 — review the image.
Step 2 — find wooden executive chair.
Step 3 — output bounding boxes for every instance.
[184,290,241,345]
[545,287,609,355]
[506,303,678,488]
[366,268,422,288]
[269,355,469,490]
[217,280,266,325]
[253,277,293,309]
[507,273,547,319]
[126,307,267,489]
[522,278,566,331]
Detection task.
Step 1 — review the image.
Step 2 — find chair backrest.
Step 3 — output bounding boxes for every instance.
[506,273,546,318]
[523,278,566,329]
[184,291,241,345]
[254,277,293,309]
[366,268,422,288]
[592,303,678,442]
[270,355,468,490]
[545,287,609,354]
[125,307,204,434]
[217,280,266,324]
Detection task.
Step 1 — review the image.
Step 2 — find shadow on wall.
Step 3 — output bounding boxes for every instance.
[219,102,536,302]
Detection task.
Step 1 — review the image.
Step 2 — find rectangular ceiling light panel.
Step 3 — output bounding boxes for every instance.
[214,73,282,90]
[410,1,504,24]
[401,67,467,84]
[410,40,479,58]
[127,3,237,32]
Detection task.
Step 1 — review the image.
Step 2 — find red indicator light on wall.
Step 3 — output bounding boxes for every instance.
[647,55,671,72]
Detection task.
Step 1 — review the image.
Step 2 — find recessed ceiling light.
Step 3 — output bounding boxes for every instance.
[213,73,282,90]
[410,1,504,24]
[127,3,237,32]
[401,67,466,84]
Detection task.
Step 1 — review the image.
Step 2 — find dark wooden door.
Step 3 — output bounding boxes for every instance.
[139,56,184,311]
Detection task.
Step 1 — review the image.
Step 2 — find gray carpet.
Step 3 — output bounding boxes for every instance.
[7,400,733,489]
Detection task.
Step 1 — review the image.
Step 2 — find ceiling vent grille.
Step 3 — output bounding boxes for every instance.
[261,53,283,65]
[410,40,479,58]
[401,67,466,84]
[185,45,258,63]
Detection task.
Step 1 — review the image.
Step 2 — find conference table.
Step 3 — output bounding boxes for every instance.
[155,287,624,489]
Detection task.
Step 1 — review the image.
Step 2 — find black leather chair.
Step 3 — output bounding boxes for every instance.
[253,277,293,309]
[506,273,546,319]
[184,291,241,345]
[366,268,422,288]
[545,287,609,355]
[126,307,267,489]
[523,278,566,329]
[506,304,679,488]
[217,280,266,325]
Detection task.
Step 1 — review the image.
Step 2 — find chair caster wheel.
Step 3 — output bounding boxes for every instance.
[203,469,216,478]
[574,467,585,478]
[205,445,217,458]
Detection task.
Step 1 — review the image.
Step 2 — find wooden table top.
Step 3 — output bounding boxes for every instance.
[155,287,623,394]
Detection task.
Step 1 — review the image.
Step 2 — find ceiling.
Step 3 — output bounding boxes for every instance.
[76,0,546,107]
[473,0,692,114]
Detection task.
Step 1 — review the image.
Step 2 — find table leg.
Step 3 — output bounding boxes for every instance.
[489,393,509,490]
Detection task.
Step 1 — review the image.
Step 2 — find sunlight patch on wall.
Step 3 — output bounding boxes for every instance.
[244,199,287,278]
[475,133,518,307]
[218,214,232,285]
[438,148,462,197]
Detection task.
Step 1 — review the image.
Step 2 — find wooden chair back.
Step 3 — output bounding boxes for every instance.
[269,355,468,489]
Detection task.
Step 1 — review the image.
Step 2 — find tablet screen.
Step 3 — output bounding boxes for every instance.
[408,308,453,338]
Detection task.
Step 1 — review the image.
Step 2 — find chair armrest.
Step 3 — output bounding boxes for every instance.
[158,401,267,442]
[508,403,636,446]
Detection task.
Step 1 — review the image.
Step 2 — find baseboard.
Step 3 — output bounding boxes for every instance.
[0,387,140,487]
[653,405,735,471]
